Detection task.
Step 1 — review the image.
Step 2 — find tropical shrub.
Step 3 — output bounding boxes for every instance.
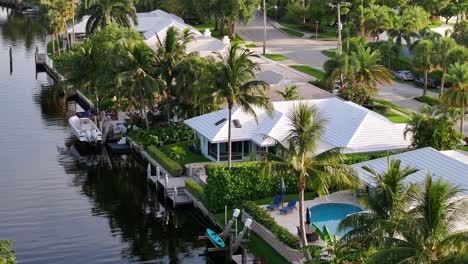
[338,82,377,105]
[205,162,299,212]
[147,146,183,176]
[243,201,301,249]
[185,179,206,203]
[129,124,193,146]
[404,113,462,150]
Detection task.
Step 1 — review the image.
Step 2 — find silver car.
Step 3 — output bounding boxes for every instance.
[395,70,415,81]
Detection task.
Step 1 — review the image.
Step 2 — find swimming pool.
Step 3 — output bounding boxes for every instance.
[310,203,362,236]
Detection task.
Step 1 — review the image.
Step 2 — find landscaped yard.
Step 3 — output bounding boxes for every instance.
[263,53,288,61]
[379,111,411,123]
[194,21,245,45]
[290,65,325,80]
[375,99,414,115]
[160,141,209,167]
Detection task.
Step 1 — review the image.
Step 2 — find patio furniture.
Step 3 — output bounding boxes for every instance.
[279,199,297,214]
[266,194,282,210]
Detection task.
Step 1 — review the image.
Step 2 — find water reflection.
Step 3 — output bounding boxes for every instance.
[0,7,46,50]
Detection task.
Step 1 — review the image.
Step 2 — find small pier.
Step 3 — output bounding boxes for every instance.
[35,48,64,82]
[146,165,193,207]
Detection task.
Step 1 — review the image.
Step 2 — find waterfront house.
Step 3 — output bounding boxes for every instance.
[67,9,229,57]
[184,98,411,162]
[352,147,468,195]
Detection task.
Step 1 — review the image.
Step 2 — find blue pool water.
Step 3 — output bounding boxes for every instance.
[310,203,362,236]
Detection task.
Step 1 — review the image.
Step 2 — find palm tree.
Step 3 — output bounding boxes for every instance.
[412,39,437,96]
[116,40,159,130]
[367,175,468,263]
[155,27,194,98]
[276,85,302,101]
[42,0,72,54]
[401,6,430,32]
[387,16,419,47]
[365,5,392,42]
[324,52,349,90]
[211,43,273,168]
[440,62,468,133]
[433,38,458,97]
[339,159,419,246]
[85,0,137,35]
[260,103,357,260]
[349,46,394,86]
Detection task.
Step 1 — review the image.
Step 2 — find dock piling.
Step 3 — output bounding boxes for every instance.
[146,164,151,182]
[173,187,177,207]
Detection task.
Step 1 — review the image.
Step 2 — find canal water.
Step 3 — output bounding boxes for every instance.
[0,8,210,264]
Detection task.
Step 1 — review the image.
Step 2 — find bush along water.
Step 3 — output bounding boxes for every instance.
[205,162,299,212]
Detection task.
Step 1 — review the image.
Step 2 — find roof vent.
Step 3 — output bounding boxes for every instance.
[215,118,227,126]
[233,119,242,128]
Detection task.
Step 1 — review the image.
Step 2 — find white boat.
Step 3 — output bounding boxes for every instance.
[69,113,102,143]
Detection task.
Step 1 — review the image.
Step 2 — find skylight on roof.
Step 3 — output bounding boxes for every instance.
[233,119,242,128]
[215,118,226,126]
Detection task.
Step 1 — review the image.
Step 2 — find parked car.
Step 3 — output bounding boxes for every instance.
[395,70,415,81]
[414,77,438,88]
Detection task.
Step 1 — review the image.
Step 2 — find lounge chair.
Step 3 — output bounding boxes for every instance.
[266,194,282,210]
[279,199,297,214]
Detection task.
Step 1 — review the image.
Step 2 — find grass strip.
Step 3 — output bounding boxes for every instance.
[375,99,414,115]
[263,53,288,61]
[280,27,304,37]
[290,65,325,80]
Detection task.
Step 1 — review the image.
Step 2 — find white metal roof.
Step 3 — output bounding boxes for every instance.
[184,98,411,154]
[352,147,468,195]
[68,10,228,56]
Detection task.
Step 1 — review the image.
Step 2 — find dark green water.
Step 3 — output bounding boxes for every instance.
[0,8,211,263]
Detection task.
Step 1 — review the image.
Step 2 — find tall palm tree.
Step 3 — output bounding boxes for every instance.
[155,27,194,98]
[440,62,468,133]
[349,46,394,86]
[85,0,137,35]
[260,103,357,260]
[339,159,419,246]
[433,37,458,97]
[367,175,468,263]
[412,39,437,96]
[211,43,273,168]
[276,85,302,101]
[365,4,392,42]
[116,40,159,130]
[387,16,419,47]
[324,52,349,90]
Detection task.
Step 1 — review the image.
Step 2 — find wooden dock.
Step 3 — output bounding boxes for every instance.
[147,170,193,207]
[35,49,65,82]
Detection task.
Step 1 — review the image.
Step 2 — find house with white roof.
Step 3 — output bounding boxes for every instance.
[68,9,229,57]
[352,147,468,195]
[184,98,412,162]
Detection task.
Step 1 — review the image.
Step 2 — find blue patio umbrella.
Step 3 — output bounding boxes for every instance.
[305,207,311,225]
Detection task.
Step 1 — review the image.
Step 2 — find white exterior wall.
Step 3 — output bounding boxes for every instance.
[197,132,209,156]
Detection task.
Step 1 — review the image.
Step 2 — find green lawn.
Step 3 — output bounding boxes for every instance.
[280,27,304,37]
[160,141,209,167]
[263,53,288,61]
[321,49,337,58]
[245,43,257,48]
[461,145,468,151]
[381,111,411,123]
[290,65,325,80]
[375,99,414,115]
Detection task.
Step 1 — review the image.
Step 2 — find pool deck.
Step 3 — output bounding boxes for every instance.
[262,191,362,245]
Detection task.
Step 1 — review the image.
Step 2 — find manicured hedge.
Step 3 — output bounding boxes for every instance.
[129,124,193,147]
[243,201,300,249]
[185,179,206,203]
[414,95,440,106]
[344,152,391,165]
[147,146,183,176]
[205,162,298,212]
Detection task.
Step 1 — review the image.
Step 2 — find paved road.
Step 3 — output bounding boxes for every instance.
[238,16,467,135]
[238,14,337,70]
